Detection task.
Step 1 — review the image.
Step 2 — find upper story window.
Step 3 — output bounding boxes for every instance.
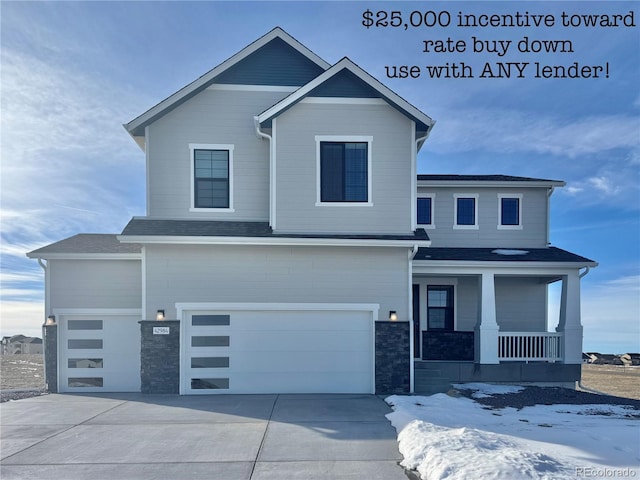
[498,193,523,229]
[453,194,479,229]
[316,136,372,206]
[190,144,234,211]
[417,194,435,228]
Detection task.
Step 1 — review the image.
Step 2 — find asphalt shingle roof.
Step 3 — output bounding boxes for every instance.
[27,234,142,257]
[120,218,430,242]
[417,174,563,183]
[414,247,596,264]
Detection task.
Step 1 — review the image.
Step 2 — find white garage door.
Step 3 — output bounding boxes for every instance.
[180,306,375,394]
[58,311,141,392]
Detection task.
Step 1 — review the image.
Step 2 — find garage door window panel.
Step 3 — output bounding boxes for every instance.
[68,320,103,330]
[191,357,229,368]
[191,336,230,347]
[191,378,229,390]
[68,377,103,387]
[68,358,103,368]
[68,339,103,349]
[192,315,230,326]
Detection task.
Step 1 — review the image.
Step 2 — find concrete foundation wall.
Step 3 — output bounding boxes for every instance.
[415,361,581,388]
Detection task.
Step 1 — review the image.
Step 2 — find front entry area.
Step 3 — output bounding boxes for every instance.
[413,282,458,359]
[178,304,376,394]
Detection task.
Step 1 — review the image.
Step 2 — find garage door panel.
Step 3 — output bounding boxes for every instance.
[231,330,369,351]
[183,308,374,394]
[232,350,371,372]
[229,312,370,331]
[229,372,371,394]
[60,313,141,393]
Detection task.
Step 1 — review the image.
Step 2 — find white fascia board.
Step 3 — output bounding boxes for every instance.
[176,302,380,313]
[207,84,299,92]
[54,308,142,316]
[26,253,142,260]
[413,260,597,273]
[124,27,330,137]
[257,57,435,129]
[417,180,566,188]
[117,235,430,248]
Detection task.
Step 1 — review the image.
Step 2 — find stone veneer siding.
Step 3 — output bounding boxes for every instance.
[375,321,410,394]
[42,324,58,393]
[422,331,475,361]
[140,320,180,394]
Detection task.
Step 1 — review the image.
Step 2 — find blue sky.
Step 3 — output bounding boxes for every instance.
[1,1,638,352]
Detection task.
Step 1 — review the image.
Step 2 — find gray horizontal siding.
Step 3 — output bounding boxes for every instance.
[147,89,289,220]
[50,260,141,310]
[495,277,547,331]
[417,276,547,333]
[274,102,414,234]
[144,244,409,321]
[419,187,548,247]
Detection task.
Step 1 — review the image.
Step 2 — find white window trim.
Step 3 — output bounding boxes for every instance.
[417,193,436,229]
[414,279,458,332]
[315,135,373,207]
[497,193,523,230]
[453,193,479,230]
[189,143,235,212]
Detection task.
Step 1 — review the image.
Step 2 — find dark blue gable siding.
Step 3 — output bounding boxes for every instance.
[213,37,325,86]
[308,69,381,98]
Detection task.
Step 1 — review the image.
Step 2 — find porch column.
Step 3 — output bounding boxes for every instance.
[475,272,499,364]
[557,271,583,364]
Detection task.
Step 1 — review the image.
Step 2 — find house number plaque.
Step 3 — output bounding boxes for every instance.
[153,326,170,335]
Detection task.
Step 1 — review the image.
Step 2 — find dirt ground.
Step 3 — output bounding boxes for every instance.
[1,355,638,401]
[580,364,640,400]
[0,354,45,390]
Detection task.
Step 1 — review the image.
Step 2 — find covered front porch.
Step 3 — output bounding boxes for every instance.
[411,247,597,392]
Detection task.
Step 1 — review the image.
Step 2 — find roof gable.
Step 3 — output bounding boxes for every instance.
[213,37,326,86]
[257,57,435,132]
[308,69,380,98]
[124,27,330,143]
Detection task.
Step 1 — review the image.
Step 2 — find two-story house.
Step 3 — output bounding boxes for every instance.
[28,28,596,395]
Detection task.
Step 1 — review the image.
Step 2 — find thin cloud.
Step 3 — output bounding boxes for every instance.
[428,109,639,159]
[1,48,143,162]
[549,275,640,353]
[0,301,44,338]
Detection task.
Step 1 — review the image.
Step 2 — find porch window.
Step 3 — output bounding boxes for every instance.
[427,286,454,331]
[190,144,234,211]
[498,194,523,229]
[316,136,372,205]
[454,194,479,229]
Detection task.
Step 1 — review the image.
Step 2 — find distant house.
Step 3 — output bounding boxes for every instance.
[590,353,624,365]
[621,353,640,366]
[584,352,600,364]
[1,335,43,355]
[27,27,596,395]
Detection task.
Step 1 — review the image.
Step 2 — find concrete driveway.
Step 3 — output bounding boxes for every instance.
[1,393,408,479]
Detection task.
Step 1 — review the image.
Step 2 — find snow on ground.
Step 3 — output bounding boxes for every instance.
[386,385,640,480]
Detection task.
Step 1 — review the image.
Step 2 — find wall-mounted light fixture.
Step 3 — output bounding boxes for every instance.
[389,311,398,321]
[45,315,56,326]
[156,310,165,321]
